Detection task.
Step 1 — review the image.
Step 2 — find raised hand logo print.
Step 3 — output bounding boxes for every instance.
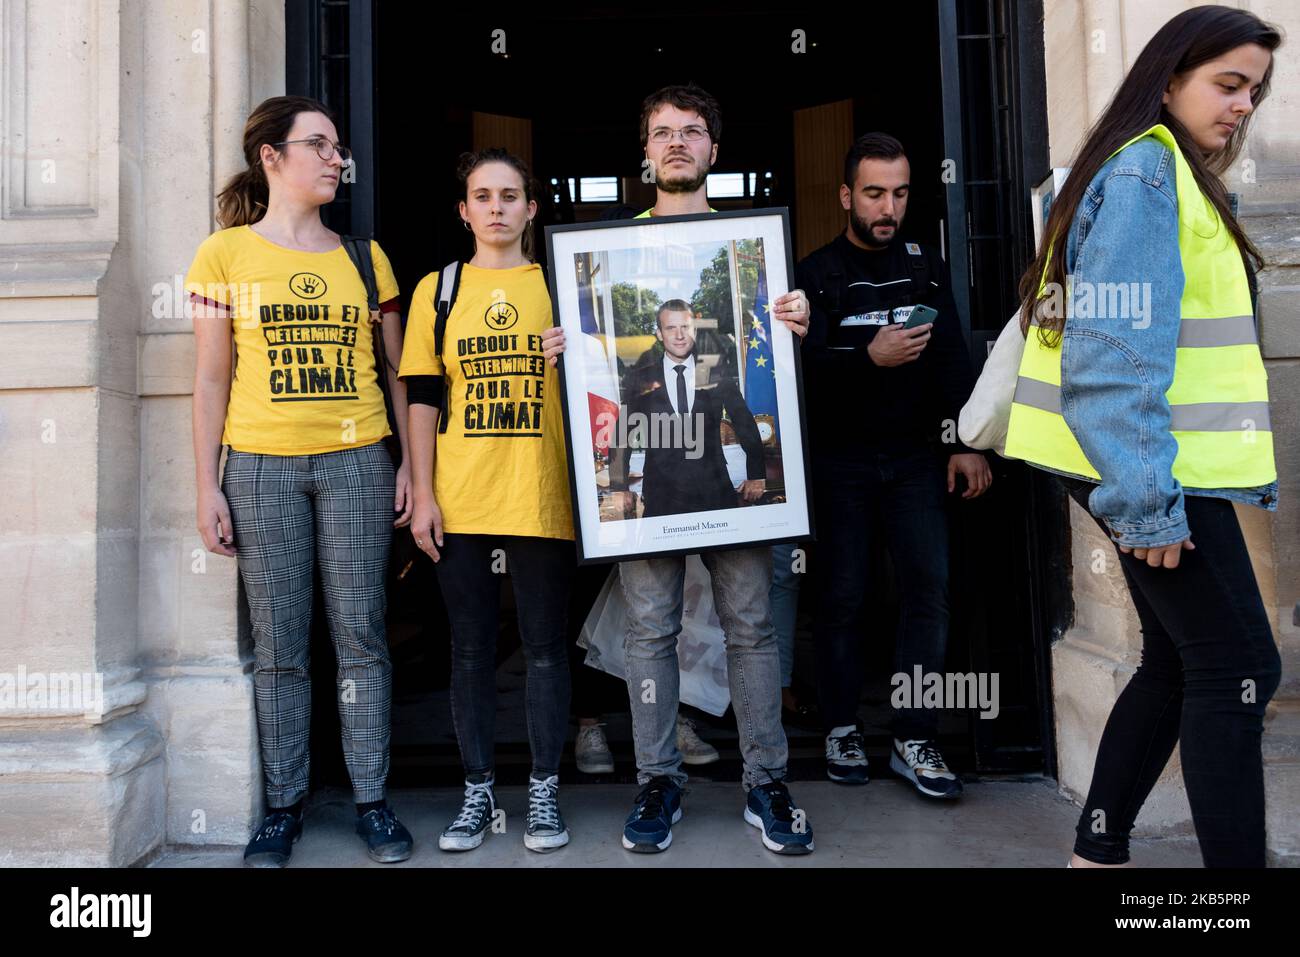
[484,301,519,331]
[290,272,328,300]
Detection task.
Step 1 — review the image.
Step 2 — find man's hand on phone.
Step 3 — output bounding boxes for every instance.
[868,322,931,367]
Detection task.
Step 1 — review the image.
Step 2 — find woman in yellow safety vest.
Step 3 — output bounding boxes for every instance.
[1007,5,1283,868]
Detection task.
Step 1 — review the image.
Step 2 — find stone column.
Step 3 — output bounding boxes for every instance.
[0,0,283,865]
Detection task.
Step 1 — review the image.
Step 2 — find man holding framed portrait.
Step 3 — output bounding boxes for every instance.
[542,84,816,856]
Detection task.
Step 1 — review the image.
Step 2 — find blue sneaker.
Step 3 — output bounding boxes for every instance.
[243,809,303,868]
[622,776,683,853]
[744,780,814,855]
[355,806,414,863]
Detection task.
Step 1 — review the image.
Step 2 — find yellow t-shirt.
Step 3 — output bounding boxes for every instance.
[185,225,400,455]
[399,263,574,541]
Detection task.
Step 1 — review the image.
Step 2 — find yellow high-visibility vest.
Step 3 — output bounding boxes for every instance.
[1004,124,1275,490]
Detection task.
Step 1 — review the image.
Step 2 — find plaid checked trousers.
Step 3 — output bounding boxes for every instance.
[222,441,395,806]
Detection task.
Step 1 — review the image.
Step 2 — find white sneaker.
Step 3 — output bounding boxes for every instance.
[890,738,963,799]
[575,723,615,774]
[677,714,719,766]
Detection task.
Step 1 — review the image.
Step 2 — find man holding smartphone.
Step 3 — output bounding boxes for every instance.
[796,132,991,797]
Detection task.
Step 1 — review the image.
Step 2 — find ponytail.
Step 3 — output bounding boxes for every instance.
[216,166,270,228]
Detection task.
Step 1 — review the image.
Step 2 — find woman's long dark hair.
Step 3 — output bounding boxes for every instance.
[1019,5,1282,344]
[457,147,539,262]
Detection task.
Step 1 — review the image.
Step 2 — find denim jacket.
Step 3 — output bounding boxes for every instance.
[1050,136,1279,549]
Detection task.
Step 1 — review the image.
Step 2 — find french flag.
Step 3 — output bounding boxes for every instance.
[576,257,620,451]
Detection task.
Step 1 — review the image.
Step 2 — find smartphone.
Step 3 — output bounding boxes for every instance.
[902,304,939,329]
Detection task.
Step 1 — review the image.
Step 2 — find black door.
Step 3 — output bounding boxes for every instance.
[285,0,1068,782]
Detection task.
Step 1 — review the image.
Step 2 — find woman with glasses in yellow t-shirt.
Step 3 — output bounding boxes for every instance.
[186,95,414,868]
[400,148,575,855]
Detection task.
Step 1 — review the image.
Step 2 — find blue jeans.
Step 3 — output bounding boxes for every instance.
[812,445,950,740]
[434,534,574,779]
[619,546,787,791]
[770,542,800,688]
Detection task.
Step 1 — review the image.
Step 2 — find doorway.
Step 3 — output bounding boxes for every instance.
[285,0,1064,789]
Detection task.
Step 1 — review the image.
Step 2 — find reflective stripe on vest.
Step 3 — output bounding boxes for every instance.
[1003,124,1277,490]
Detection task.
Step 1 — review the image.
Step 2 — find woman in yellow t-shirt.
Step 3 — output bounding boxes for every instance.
[400,148,575,854]
[186,95,413,867]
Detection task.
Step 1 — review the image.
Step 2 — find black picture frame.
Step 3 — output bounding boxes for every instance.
[544,208,815,565]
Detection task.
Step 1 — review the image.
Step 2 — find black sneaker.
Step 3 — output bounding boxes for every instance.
[355,806,414,863]
[825,725,869,785]
[890,738,963,799]
[622,776,683,853]
[243,809,303,868]
[524,774,569,852]
[439,777,498,852]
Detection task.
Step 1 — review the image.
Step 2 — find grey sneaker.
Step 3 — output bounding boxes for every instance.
[825,724,869,785]
[438,776,497,852]
[523,774,569,852]
[676,714,719,766]
[575,723,615,774]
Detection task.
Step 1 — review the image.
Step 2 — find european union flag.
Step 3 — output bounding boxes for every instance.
[745,270,779,431]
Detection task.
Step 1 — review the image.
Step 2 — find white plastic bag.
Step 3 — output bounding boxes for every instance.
[578,558,732,716]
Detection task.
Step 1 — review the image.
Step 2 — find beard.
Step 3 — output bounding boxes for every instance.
[656,153,711,194]
[849,209,899,248]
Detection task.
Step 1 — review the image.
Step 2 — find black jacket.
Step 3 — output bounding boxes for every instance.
[608,351,765,517]
[796,232,975,457]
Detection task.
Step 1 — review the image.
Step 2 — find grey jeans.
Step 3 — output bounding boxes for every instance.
[619,546,787,791]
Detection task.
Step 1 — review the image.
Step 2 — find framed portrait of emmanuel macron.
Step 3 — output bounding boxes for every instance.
[546,208,814,564]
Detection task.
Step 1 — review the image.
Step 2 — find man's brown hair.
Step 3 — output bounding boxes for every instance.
[639,84,722,146]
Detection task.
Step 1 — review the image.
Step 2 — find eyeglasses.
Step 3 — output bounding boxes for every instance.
[272,137,353,165]
[647,125,710,144]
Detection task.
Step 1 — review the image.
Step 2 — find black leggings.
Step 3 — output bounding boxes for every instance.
[1063,480,1282,867]
[435,534,574,779]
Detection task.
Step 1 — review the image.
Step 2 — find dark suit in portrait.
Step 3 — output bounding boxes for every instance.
[609,350,765,518]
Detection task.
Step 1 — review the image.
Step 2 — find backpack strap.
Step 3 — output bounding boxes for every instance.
[902,241,933,305]
[824,269,844,320]
[341,233,393,372]
[342,234,402,456]
[342,235,380,319]
[431,261,462,435]
[433,261,462,356]
[342,233,397,372]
